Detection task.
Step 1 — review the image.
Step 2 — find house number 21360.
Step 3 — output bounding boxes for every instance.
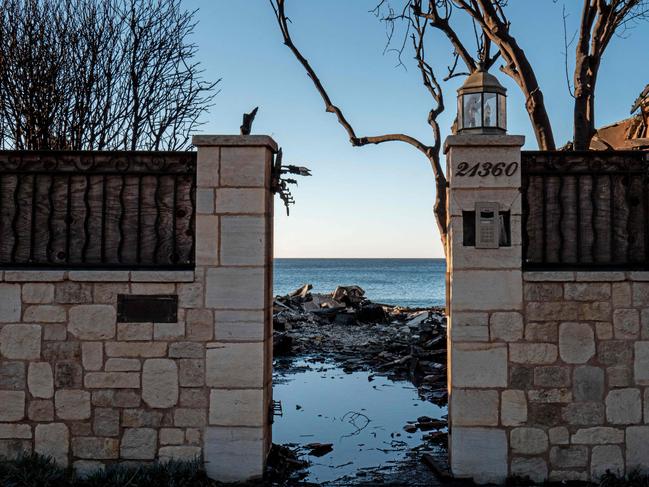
[455,162,519,177]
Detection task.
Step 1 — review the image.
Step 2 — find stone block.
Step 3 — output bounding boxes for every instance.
[159,446,202,461]
[120,428,156,460]
[215,188,266,214]
[0,424,30,439]
[524,271,574,282]
[0,324,41,359]
[178,282,204,309]
[105,358,140,372]
[28,362,53,398]
[54,362,82,388]
[511,457,547,483]
[180,389,208,408]
[206,342,263,388]
[209,389,264,426]
[524,322,558,342]
[564,282,610,301]
[549,427,569,445]
[608,366,632,387]
[72,437,119,459]
[591,445,624,479]
[160,428,184,445]
[523,283,563,301]
[595,322,613,340]
[122,409,164,428]
[614,309,640,339]
[153,322,185,340]
[606,388,641,424]
[534,366,570,388]
[509,343,557,364]
[559,322,595,363]
[0,284,20,322]
[43,323,67,341]
[105,342,167,357]
[169,342,204,358]
[82,342,103,371]
[186,309,213,341]
[179,359,205,387]
[28,400,53,421]
[85,372,140,389]
[67,271,128,281]
[501,390,527,426]
[206,267,265,309]
[451,389,498,426]
[575,271,625,282]
[196,215,219,266]
[220,146,268,187]
[93,408,120,437]
[42,342,80,361]
[450,427,507,484]
[197,188,215,214]
[490,312,523,342]
[55,390,90,420]
[35,423,68,466]
[186,429,201,445]
[633,283,649,306]
[601,341,633,366]
[0,361,25,390]
[220,216,266,266]
[451,270,522,311]
[23,305,66,322]
[214,310,265,341]
[130,283,175,294]
[196,146,219,187]
[55,282,92,304]
[572,427,624,444]
[451,324,489,341]
[562,402,604,425]
[174,408,207,428]
[116,323,153,341]
[510,427,548,455]
[573,366,605,401]
[93,283,129,304]
[613,282,632,307]
[626,426,649,470]
[550,446,588,468]
[69,305,116,340]
[528,388,572,403]
[0,391,25,422]
[204,426,265,482]
[23,283,54,304]
[643,309,649,339]
[142,359,179,408]
[634,342,649,384]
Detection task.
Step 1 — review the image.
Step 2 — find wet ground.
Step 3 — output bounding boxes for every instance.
[272,357,448,486]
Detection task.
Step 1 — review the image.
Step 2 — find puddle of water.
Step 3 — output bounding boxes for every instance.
[272,358,447,484]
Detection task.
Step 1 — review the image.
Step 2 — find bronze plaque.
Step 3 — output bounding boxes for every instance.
[117,294,178,323]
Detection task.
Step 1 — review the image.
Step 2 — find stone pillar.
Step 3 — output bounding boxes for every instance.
[192,135,275,482]
[445,134,524,484]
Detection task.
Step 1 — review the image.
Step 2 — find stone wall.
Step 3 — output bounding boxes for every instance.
[446,133,649,484]
[0,135,275,482]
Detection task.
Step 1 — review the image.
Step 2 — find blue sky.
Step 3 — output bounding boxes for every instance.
[186,1,648,258]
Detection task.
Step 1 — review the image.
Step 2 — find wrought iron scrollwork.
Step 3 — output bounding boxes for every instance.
[271,148,311,215]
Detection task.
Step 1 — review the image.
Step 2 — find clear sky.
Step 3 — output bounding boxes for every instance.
[186,0,648,258]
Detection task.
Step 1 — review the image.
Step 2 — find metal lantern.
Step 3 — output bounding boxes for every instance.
[457,69,507,134]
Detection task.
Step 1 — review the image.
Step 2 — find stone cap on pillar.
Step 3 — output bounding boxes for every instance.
[192,135,278,152]
[444,134,525,153]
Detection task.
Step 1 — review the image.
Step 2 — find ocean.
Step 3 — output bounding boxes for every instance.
[273,258,446,308]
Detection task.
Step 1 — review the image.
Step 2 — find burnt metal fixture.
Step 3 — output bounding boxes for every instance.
[271,148,311,215]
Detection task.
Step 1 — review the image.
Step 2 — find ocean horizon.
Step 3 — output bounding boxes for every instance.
[274,258,446,308]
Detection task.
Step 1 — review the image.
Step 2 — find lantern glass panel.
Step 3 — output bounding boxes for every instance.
[483,92,497,127]
[457,96,463,130]
[498,93,507,130]
[463,93,482,129]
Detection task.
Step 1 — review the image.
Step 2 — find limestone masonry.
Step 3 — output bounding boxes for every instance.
[446,134,649,483]
[0,135,275,482]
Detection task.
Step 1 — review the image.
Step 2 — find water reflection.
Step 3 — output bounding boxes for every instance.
[273,358,447,484]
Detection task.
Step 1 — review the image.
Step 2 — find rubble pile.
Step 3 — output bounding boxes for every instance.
[273,284,447,404]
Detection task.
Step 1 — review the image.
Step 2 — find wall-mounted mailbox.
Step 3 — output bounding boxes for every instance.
[475,202,500,249]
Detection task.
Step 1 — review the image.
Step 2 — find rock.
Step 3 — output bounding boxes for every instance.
[120,428,156,460]
[142,359,178,408]
[305,442,333,457]
[0,325,41,360]
[28,363,54,398]
[35,424,69,466]
[55,390,90,420]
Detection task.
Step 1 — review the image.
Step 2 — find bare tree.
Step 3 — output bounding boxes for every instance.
[0,0,219,151]
[270,0,647,246]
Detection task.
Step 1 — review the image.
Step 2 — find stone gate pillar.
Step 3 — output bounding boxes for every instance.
[445,134,524,484]
[192,135,275,482]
